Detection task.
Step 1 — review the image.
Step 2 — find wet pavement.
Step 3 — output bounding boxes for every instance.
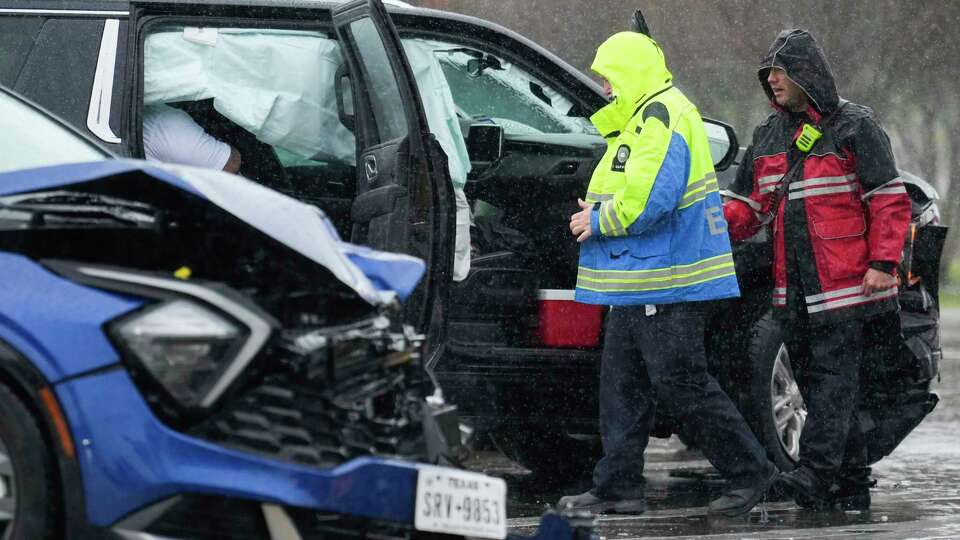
[465,309,960,539]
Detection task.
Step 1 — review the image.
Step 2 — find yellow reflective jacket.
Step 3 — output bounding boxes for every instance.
[575,32,739,305]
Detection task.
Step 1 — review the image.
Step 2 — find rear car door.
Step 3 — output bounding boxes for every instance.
[0,3,128,154]
[333,0,454,350]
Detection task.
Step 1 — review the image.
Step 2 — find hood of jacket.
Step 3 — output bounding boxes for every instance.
[758,29,840,115]
[590,31,673,135]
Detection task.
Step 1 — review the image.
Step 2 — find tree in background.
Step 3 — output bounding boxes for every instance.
[413,0,960,284]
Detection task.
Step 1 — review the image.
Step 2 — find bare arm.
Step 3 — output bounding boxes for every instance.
[223,146,242,174]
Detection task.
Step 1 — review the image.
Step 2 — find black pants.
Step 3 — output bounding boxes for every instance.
[592,302,773,498]
[783,311,869,484]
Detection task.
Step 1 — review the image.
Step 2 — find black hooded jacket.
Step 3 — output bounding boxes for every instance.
[758,29,840,116]
[724,29,912,324]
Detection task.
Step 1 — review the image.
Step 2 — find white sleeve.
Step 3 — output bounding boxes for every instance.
[142,104,232,170]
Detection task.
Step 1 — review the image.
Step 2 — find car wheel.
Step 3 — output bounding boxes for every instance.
[747,312,806,471]
[0,384,58,540]
[490,425,600,485]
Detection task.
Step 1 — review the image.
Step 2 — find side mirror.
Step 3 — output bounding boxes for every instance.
[703,119,738,172]
[334,63,355,132]
[466,55,503,78]
[466,124,504,165]
[466,58,483,78]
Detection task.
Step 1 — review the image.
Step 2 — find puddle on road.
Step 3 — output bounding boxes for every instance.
[464,318,960,537]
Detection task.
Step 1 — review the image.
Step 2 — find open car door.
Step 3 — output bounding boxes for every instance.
[333,0,454,358]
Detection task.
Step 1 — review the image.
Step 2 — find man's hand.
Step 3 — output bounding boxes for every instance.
[862,268,897,296]
[570,198,594,243]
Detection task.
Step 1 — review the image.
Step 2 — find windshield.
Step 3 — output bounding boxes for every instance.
[0,92,107,174]
[431,47,597,136]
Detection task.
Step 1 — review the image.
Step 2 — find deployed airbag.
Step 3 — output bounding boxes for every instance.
[144,28,355,165]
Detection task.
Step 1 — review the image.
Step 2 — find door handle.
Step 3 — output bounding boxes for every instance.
[364,155,378,184]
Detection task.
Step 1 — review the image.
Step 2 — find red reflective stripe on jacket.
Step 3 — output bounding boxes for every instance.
[865,181,912,265]
[748,149,910,318]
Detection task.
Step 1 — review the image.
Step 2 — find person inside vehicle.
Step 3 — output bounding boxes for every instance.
[142,103,242,173]
[723,29,911,511]
[560,30,778,517]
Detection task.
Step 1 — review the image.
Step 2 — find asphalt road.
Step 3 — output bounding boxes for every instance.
[468,309,960,539]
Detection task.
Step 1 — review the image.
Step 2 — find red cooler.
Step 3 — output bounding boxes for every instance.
[537,289,604,348]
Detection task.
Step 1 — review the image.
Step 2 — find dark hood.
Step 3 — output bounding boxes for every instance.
[759,29,840,114]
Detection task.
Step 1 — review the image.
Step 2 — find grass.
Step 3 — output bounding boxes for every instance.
[941,292,960,309]
[939,259,960,308]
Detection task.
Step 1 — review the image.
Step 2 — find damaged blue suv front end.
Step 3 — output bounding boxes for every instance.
[0,159,590,540]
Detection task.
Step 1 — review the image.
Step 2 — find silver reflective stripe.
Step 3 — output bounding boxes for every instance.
[87,19,121,144]
[804,285,863,304]
[773,287,787,305]
[577,265,735,292]
[680,172,719,207]
[789,174,856,190]
[862,177,904,199]
[870,186,908,196]
[599,201,616,236]
[758,174,782,187]
[806,287,899,314]
[577,253,734,282]
[586,192,615,202]
[788,184,856,199]
[579,266,673,281]
[602,200,627,236]
[0,8,129,16]
[759,184,779,194]
[684,172,717,194]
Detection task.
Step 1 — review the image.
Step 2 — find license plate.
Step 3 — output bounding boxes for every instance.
[414,467,507,540]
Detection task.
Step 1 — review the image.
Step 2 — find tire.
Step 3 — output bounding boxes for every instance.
[491,424,601,486]
[746,312,806,471]
[0,384,58,540]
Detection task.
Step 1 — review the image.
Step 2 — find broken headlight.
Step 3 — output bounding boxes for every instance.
[112,299,248,409]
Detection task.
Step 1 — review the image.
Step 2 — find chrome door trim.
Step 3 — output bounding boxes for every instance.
[87,19,122,144]
[0,9,129,16]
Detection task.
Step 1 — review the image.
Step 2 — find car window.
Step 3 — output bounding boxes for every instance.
[427,43,596,136]
[144,26,354,169]
[0,17,45,87]
[0,92,107,174]
[344,17,410,144]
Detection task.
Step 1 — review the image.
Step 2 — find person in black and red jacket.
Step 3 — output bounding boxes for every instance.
[723,29,911,510]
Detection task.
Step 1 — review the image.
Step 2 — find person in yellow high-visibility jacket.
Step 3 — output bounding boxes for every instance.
[561,31,778,516]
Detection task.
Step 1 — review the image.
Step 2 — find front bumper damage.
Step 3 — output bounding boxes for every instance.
[0,162,596,540]
[59,365,595,540]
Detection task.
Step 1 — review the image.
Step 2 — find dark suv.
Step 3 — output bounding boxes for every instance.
[0,0,946,489]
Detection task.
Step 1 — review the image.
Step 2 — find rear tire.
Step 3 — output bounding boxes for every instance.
[746,312,805,471]
[0,384,57,540]
[491,425,600,486]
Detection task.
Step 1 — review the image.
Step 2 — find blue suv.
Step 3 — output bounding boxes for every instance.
[0,87,591,540]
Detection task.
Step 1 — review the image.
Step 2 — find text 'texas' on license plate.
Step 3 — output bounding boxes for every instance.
[415,467,507,539]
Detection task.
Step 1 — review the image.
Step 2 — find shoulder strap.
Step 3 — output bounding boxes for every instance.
[760,100,849,224]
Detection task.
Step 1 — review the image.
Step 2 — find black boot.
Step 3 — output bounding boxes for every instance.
[779,466,831,510]
[833,469,874,511]
[557,490,646,515]
[708,465,779,517]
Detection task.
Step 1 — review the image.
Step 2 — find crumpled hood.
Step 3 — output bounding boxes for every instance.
[590,31,673,134]
[0,159,425,305]
[758,29,840,114]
